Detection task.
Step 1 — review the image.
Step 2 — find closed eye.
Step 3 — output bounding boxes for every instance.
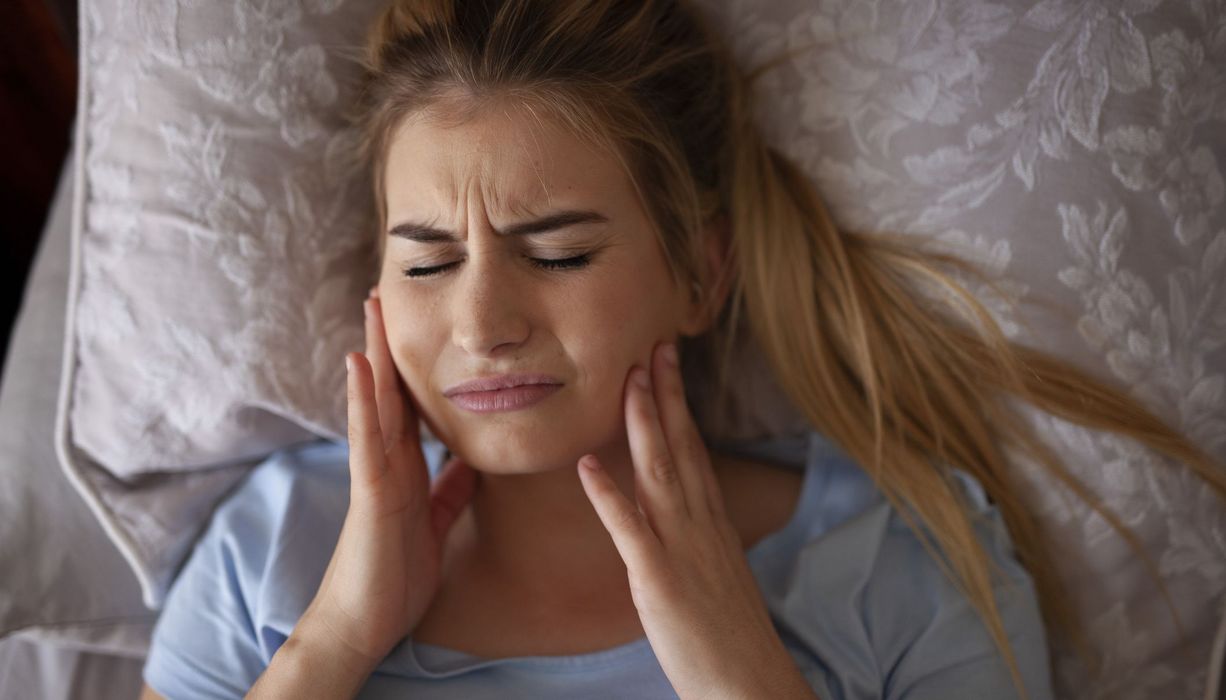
[402,254,592,278]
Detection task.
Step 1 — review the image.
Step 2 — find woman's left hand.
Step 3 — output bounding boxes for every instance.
[576,341,817,700]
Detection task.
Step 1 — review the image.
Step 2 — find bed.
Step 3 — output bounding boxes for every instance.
[2,1,1224,699]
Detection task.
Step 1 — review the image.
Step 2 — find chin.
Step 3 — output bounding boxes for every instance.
[445,419,619,476]
[462,430,572,473]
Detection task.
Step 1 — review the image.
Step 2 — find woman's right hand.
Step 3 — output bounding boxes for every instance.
[302,287,477,668]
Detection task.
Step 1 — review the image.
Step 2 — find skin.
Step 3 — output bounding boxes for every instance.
[375,95,716,603]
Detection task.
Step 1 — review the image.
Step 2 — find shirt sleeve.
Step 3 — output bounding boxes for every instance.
[781,465,1055,700]
[141,465,286,699]
[869,476,1055,700]
[142,527,267,698]
[140,439,368,699]
[882,509,1054,700]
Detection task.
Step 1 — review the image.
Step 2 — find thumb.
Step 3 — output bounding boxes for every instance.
[429,456,477,540]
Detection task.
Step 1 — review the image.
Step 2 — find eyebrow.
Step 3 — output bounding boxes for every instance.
[387,209,609,243]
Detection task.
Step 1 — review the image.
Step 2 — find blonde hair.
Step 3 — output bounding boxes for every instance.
[347,0,1226,696]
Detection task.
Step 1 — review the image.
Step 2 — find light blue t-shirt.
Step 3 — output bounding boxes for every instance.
[142,431,1054,699]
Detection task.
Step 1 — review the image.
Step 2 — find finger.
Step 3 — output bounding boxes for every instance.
[429,456,477,540]
[577,454,665,573]
[650,341,716,522]
[698,449,729,523]
[625,363,689,523]
[364,296,412,452]
[346,352,390,488]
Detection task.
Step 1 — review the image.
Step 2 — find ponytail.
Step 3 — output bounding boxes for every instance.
[706,67,1226,697]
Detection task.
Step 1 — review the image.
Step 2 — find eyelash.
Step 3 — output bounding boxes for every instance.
[402,254,592,278]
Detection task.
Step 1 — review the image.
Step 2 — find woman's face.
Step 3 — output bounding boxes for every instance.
[377,100,699,475]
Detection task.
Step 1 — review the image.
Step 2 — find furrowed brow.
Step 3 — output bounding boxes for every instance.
[387,210,609,243]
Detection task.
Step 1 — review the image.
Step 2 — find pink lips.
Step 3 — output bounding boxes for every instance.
[444,374,562,414]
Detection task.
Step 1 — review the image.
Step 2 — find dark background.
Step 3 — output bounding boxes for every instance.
[1,0,77,377]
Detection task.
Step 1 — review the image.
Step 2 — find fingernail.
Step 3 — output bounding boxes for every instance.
[363,299,371,319]
[661,342,678,367]
[370,286,380,299]
[633,366,651,390]
[346,354,353,373]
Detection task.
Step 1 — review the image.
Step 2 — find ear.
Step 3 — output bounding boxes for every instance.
[678,215,733,337]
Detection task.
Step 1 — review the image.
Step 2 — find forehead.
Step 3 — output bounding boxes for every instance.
[383,99,628,220]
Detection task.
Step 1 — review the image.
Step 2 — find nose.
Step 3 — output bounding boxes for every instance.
[450,247,532,357]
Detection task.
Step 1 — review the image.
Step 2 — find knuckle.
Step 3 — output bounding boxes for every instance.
[648,453,678,485]
[382,429,406,451]
[612,504,644,533]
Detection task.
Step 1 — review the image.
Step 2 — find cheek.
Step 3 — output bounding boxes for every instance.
[566,262,676,388]
[380,300,437,395]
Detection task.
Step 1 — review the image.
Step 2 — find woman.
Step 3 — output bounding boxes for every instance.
[139,0,1226,698]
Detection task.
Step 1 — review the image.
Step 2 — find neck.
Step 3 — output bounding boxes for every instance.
[453,439,640,598]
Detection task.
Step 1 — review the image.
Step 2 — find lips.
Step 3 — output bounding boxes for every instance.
[443,373,562,397]
[447,383,562,413]
[443,373,564,414]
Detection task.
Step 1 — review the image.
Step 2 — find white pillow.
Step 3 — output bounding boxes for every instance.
[57,0,390,609]
[59,1,1225,698]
